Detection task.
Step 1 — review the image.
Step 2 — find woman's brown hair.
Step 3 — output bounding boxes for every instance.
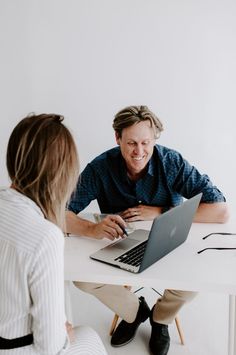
[7,113,79,229]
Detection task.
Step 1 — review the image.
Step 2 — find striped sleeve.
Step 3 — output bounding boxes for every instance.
[28,225,68,354]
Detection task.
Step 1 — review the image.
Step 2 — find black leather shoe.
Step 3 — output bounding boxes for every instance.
[149,307,170,355]
[111,296,150,347]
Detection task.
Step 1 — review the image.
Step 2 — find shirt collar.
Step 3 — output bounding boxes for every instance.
[147,153,155,176]
[119,149,156,182]
[119,157,129,183]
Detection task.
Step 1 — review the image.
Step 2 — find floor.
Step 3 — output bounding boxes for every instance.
[68,282,229,355]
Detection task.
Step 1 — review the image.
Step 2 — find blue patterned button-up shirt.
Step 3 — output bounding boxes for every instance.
[68,145,225,214]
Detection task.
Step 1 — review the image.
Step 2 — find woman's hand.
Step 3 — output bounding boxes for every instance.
[65,321,75,343]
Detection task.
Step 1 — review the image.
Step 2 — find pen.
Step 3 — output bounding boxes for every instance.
[120,225,128,236]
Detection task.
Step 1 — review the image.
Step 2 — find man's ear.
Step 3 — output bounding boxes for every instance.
[115,132,120,145]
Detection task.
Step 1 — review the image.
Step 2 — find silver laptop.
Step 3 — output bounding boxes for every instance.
[90,193,202,273]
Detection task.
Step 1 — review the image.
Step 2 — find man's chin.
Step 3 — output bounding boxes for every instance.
[130,163,146,174]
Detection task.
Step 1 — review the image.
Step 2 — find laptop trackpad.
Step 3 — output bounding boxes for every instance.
[108,238,139,251]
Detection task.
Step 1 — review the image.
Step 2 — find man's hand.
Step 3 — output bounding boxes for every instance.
[120,205,162,221]
[65,210,127,240]
[87,214,127,240]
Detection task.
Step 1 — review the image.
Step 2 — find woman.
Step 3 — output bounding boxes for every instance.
[0,114,107,354]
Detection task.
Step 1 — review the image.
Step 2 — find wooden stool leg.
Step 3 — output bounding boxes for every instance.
[110,314,119,336]
[109,285,132,336]
[109,287,185,346]
[111,313,185,345]
[175,316,185,345]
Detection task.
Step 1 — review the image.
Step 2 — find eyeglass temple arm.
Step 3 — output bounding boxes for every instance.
[202,233,236,240]
[198,247,236,254]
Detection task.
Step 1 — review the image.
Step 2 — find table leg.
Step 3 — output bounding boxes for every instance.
[228,295,236,355]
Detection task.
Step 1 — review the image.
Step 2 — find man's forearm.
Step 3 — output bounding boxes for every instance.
[65,210,95,237]
[194,202,230,223]
[65,210,127,240]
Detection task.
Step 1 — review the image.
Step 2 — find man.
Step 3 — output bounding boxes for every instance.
[66,105,229,355]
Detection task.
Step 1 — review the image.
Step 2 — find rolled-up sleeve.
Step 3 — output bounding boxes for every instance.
[164,151,226,203]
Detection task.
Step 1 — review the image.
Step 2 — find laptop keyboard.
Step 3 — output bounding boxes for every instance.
[114,241,147,267]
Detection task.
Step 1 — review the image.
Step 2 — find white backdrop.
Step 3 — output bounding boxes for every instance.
[0,0,235,211]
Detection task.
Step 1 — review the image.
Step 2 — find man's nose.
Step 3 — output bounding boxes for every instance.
[133,144,143,155]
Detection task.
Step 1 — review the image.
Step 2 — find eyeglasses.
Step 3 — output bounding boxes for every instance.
[197,232,236,254]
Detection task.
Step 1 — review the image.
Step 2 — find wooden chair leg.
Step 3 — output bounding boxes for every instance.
[109,285,131,336]
[109,287,185,346]
[175,316,185,345]
[110,314,119,336]
[110,314,185,345]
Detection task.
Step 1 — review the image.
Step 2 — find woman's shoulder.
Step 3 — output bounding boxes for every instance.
[1,193,64,255]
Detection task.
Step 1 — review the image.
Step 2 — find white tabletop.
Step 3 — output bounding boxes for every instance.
[64,215,236,295]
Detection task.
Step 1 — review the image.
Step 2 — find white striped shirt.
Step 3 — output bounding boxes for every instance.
[0,188,107,355]
[0,187,68,354]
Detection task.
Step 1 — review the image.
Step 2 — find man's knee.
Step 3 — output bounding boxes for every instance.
[73,281,105,294]
[166,289,197,304]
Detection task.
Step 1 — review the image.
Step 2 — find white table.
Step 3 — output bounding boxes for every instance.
[64,216,236,355]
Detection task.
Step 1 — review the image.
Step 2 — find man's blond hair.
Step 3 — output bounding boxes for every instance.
[113,105,163,138]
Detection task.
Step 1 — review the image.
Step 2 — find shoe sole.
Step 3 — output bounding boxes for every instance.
[111,305,150,348]
[111,322,145,348]
[111,333,136,347]
[149,343,170,355]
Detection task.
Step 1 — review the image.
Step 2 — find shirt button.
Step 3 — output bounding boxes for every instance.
[138,200,142,204]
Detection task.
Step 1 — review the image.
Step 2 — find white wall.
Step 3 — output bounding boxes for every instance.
[0,0,235,210]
